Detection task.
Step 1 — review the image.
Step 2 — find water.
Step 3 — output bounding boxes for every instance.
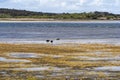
[9,52,39,58]
[0,22,120,44]
[94,66,120,71]
[0,57,31,62]
[13,67,67,71]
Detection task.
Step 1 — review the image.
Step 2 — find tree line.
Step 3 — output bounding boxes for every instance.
[0,8,120,20]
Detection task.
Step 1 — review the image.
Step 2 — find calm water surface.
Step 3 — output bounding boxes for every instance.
[0,22,120,44]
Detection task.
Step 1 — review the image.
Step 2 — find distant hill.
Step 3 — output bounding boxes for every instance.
[0,8,120,20]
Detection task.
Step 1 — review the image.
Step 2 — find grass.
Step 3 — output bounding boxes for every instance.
[0,43,120,80]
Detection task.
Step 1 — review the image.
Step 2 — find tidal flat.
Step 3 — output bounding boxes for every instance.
[0,43,120,80]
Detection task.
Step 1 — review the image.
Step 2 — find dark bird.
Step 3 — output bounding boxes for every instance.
[56,38,60,40]
[46,40,50,43]
[50,40,53,44]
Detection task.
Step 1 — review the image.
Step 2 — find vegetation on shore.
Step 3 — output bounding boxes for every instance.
[0,8,120,20]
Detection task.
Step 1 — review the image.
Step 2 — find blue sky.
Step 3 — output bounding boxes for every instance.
[0,0,120,14]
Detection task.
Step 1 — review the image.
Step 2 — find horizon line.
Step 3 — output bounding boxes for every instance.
[0,8,120,15]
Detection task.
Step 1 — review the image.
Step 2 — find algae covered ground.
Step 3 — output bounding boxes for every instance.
[0,43,120,80]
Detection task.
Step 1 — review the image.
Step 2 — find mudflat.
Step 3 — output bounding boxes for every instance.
[0,43,120,80]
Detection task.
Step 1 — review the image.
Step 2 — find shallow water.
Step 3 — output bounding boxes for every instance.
[0,57,31,62]
[0,22,120,44]
[94,66,120,71]
[75,56,120,61]
[9,52,39,58]
[9,52,63,59]
[12,67,67,71]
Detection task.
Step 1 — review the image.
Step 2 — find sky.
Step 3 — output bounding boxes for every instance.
[0,0,120,14]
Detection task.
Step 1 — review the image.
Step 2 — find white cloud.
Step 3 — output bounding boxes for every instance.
[79,0,86,6]
[115,0,120,6]
[90,0,103,6]
[10,0,23,3]
[0,0,120,13]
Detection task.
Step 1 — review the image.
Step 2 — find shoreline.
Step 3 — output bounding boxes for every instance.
[0,18,120,23]
[0,38,119,45]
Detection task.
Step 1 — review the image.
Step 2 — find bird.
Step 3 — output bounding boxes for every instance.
[46,40,50,43]
[56,38,60,40]
[50,40,53,44]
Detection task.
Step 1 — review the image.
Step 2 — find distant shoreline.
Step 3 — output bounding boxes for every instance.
[0,18,120,23]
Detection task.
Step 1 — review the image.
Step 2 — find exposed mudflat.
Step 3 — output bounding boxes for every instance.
[0,43,120,80]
